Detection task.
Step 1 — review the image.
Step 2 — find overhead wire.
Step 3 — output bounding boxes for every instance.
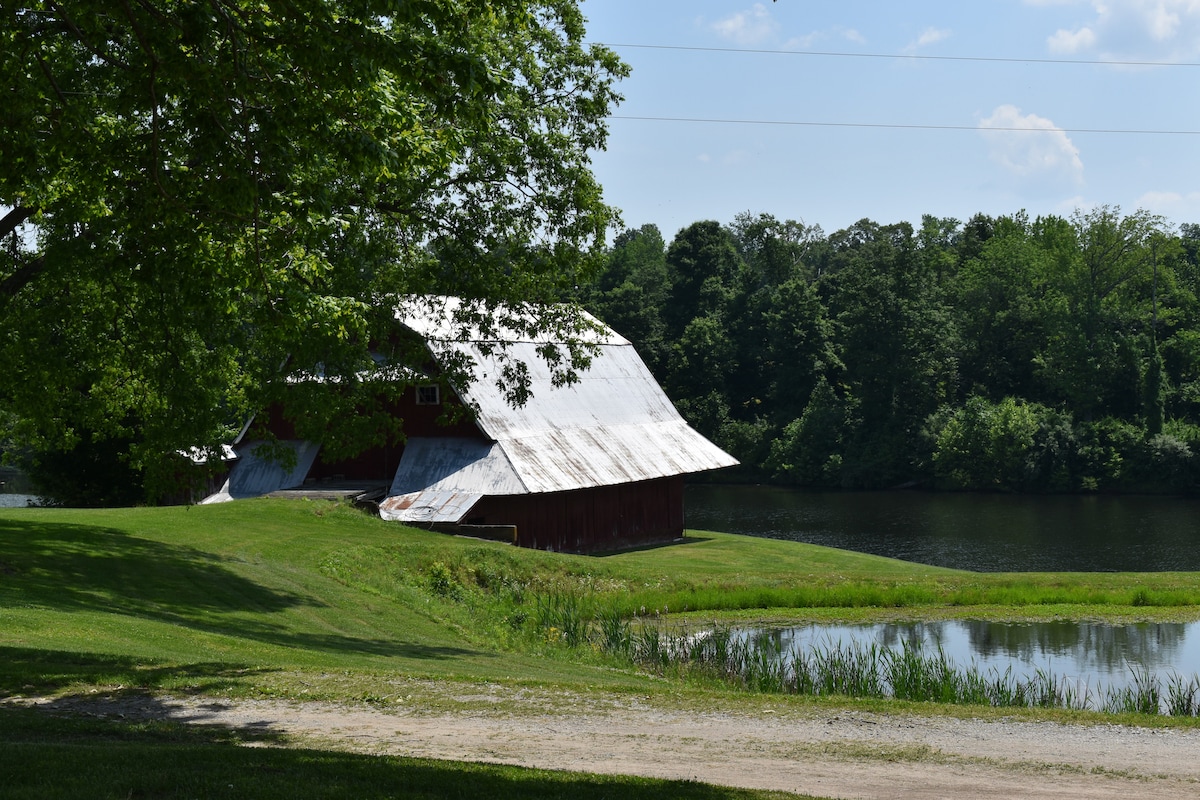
[607,116,1200,136]
[593,42,1200,69]
[590,42,1200,136]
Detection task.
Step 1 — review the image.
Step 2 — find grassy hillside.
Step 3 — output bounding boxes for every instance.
[4,497,1200,702]
[4,498,1200,799]
[0,499,642,697]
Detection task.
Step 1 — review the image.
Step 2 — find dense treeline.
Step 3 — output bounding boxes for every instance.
[581,208,1200,493]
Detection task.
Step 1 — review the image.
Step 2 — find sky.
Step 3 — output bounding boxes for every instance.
[579,0,1200,240]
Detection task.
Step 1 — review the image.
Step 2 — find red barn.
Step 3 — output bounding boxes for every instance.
[203,296,737,553]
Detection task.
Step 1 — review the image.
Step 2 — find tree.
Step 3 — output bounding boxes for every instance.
[954,213,1051,401]
[1035,207,1168,421]
[586,224,670,374]
[768,375,847,487]
[762,275,839,426]
[727,212,825,423]
[662,221,742,341]
[822,220,959,486]
[0,2,627,497]
[665,313,735,440]
[932,396,1041,491]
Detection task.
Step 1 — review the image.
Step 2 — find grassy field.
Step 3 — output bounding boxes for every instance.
[5,498,1200,695]
[3,498,1200,798]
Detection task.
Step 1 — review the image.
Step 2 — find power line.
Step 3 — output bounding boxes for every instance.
[595,42,1200,69]
[608,114,1200,136]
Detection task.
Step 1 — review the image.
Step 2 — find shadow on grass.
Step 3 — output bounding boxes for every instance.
[0,518,306,615]
[0,646,278,697]
[0,703,795,800]
[0,518,486,661]
[593,535,715,557]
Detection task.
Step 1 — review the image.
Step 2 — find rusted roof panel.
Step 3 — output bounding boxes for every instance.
[379,436,522,523]
[498,421,736,493]
[379,490,482,524]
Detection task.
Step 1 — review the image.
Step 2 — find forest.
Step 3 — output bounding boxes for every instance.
[580,207,1200,494]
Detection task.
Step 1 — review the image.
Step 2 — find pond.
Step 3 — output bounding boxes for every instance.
[728,619,1200,711]
[683,485,1200,707]
[685,484,1200,572]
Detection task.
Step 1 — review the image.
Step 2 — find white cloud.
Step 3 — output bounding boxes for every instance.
[906,27,953,52]
[1047,26,1097,53]
[721,149,753,166]
[1136,190,1200,220]
[1055,195,1093,216]
[979,105,1084,183]
[1033,0,1200,60]
[711,3,778,46]
[790,26,866,49]
[695,149,752,168]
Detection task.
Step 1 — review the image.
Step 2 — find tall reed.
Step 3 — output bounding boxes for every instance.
[526,597,1199,717]
[618,623,1196,716]
[1165,673,1200,717]
[1103,665,1162,715]
[534,592,591,647]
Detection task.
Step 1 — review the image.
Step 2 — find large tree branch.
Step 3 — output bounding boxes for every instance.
[45,1,132,70]
[1,254,46,298]
[0,206,33,240]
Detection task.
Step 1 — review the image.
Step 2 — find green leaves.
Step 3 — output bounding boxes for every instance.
[588,206,1200,492]
[0,1,626,499]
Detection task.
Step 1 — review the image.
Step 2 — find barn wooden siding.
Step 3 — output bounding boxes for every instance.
[306,388,479,483]
[466,476,685,554]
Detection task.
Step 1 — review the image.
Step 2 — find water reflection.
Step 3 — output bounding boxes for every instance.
[742,620,1200,693]
[0,469,38,508]
[686,484,1200,571]
[0,494,38,508]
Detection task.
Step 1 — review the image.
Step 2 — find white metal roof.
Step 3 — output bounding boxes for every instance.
[200,440,321,504]
[385,296,738,516]
[380,436,526,524]
[204,296,738,514]
[394,294,624,346]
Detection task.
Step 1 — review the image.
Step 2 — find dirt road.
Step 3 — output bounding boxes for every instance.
[30,690,1200,799]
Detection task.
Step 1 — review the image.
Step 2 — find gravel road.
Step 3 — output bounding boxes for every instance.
[24,691,1200,799]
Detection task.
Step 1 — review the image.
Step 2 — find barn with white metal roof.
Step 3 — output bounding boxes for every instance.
[204,296,737,553]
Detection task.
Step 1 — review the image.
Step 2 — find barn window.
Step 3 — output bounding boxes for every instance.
[416,385,441,405]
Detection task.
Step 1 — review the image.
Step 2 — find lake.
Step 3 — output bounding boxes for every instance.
[0,468,38,508]
[685,484,1200,572]
[0,494,38,508]
[685,484,1200,701]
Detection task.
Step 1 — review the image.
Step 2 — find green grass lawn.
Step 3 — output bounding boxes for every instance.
[3,498,1200,798]
[4,498,1200,698]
